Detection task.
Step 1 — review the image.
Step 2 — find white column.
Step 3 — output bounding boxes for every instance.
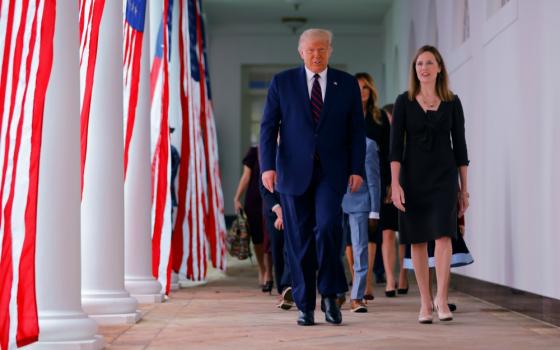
[81,0,140,324]
[124,1,164,304]
[28,1,104,349]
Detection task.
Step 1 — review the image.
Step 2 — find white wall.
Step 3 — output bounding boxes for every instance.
[383,0,560,299]
[208,24,384,215]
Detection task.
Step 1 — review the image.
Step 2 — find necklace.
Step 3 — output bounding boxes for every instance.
[420,93,439,109]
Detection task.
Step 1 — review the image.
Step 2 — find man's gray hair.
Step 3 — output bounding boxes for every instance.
[298,28,333,50]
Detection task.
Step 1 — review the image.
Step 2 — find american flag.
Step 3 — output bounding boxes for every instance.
[0,0,55,348]
[173,0,226,281]
[79,0,105,196]
[123,0,147,178]
[150,0,174,295]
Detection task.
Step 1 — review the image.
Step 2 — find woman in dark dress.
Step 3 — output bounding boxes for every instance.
[390,45,470,323]
[234,146,273,291]
[376,103,408,297]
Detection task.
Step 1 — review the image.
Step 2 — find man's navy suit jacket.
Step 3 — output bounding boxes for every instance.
[260,66,366,196]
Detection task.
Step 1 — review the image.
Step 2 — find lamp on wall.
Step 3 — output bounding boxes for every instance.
[281,16,307,34]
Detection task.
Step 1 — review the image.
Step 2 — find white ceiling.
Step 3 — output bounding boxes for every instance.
[204,0,393,26]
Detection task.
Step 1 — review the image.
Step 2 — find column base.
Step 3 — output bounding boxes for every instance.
[25,311,104,350]
[88,311,141,325]
[125,277,164,303]
[130,293,164,304]
[82,290,141,325]
[25,336,105,350]
[179,279,207,288]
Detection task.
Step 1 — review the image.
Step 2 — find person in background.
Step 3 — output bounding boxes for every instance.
[341,72,381,311]
[259,178,293,309]
[234,145,273,292]
[170,127,180,224]
[377,103,408,296]
[390,45,469,324]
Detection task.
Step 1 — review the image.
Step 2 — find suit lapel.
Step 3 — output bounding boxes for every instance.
[317,67,336,130]
[298,66,313,125]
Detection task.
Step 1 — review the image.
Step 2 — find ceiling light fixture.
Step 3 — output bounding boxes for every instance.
[281,16,307,34]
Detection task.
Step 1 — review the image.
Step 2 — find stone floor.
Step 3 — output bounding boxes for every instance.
[100,258,560,350]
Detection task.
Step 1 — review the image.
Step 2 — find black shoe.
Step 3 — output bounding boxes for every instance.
[262,281,273,294]
[448,303,457,312]
[322,297,342,325]
[297,310,315,326]
[385,290,396,297]
[397,287,409,295]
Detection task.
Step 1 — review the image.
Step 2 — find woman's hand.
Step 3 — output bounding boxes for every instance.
[234,198,243,212]
[458,191,469,217]
[391,183,406,212]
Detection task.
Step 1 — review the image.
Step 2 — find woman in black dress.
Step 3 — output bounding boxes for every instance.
[234,146,273,291]
[390,45,469,323]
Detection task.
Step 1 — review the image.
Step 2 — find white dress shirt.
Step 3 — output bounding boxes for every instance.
[304,66,327,101]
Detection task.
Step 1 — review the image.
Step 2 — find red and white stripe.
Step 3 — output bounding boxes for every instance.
[173,0,226,282]
[195,3,227,273]
[122,2,144,179]
[150,0,173,294]
[78,0,105,195]
[0,0,55,348]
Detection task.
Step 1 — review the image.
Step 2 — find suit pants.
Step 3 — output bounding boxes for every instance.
[280,164,348,312]
[347,212,369,300]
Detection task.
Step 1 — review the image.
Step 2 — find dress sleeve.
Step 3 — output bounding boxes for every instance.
[389,93,406,162]
[451,96,470,166]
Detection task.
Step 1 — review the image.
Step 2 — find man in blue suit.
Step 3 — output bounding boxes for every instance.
[260,28,366,326]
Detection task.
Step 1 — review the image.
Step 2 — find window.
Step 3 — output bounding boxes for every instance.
[452,0,470,48]
[483,0,518,45]
[426,0,439,47]
[462,0,470,43]
[487,0,512,18]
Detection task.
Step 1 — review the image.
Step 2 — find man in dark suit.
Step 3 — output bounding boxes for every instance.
[260,28,365,326]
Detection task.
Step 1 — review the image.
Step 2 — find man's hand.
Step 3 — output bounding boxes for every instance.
[262,170,276,193]
[348,175,363,193]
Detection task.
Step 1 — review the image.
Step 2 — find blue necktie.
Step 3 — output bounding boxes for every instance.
[310,74,323,125]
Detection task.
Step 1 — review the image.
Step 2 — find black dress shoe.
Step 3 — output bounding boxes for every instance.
[262,281,273,294]
[448,303,457,312]
[297,310,315,326]
[322,297,342,325]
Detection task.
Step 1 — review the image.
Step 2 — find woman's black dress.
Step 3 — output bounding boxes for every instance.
[389,92,469,244]
[365,109,398,232]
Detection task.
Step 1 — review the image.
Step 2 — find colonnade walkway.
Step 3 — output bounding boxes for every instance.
[99,259,560,349]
